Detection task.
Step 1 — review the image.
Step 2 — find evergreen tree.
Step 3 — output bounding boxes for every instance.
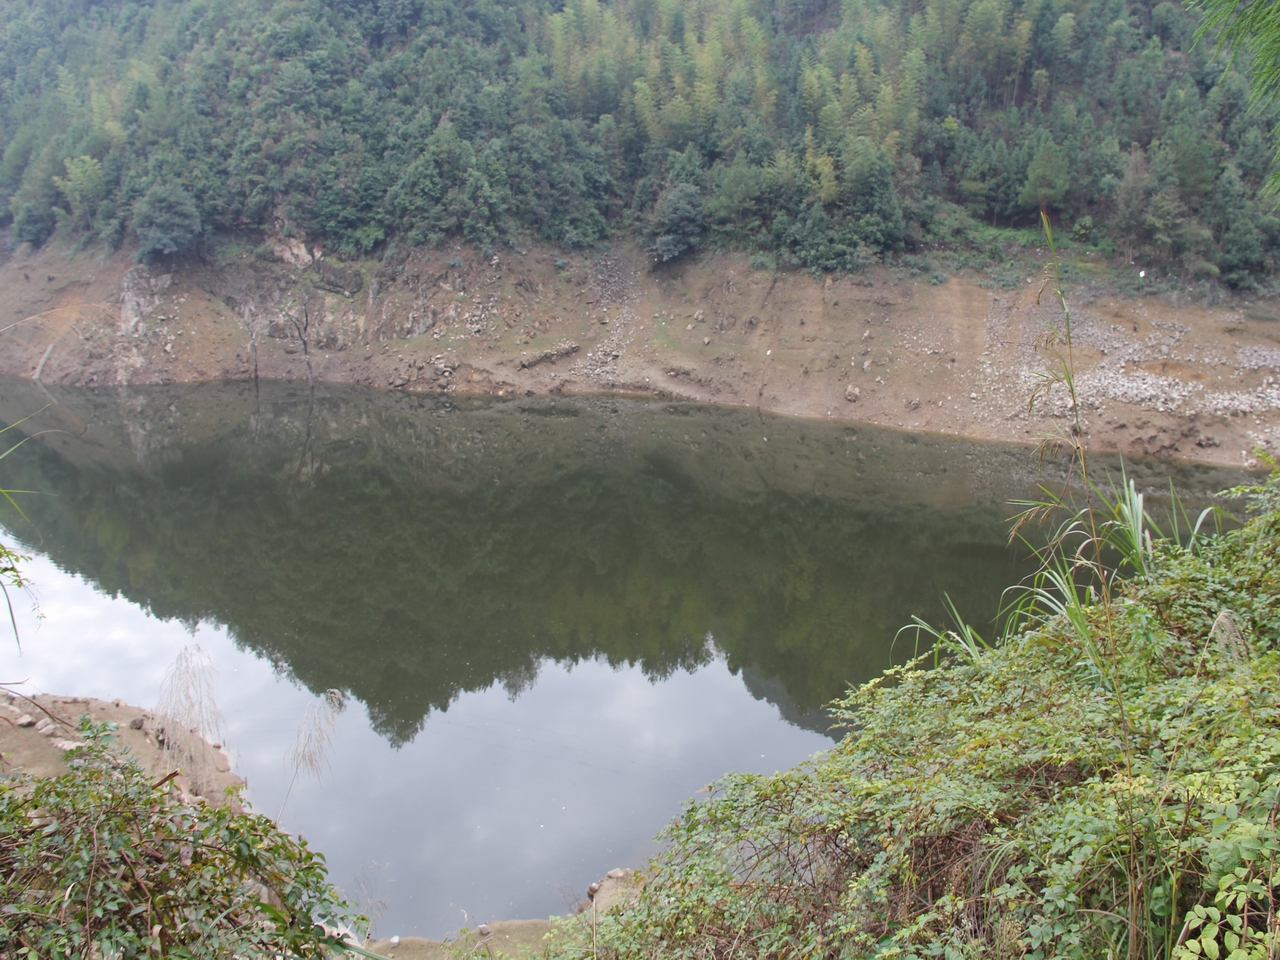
[0,0,1272,281]
[1018,136,1070,211]
[647,183,706,262]
[132,183,202,259]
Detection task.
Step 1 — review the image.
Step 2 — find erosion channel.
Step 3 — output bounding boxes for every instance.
[0,378,1256,939]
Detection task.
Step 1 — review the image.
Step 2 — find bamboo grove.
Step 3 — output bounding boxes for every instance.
[1,0,1277,283]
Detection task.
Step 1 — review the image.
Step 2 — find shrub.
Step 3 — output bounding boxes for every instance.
[546,473,1280,960]
[0,720,358,959]
[131,184,202,259]
[11,202,53,247]
[646,184,706,263]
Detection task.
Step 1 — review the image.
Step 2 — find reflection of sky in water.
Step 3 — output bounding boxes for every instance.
[1,554,832,939]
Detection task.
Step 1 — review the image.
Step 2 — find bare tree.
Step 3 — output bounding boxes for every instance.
[289,302,314,387]
[277,687,346,821]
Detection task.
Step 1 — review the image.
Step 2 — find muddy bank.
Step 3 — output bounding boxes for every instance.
[1,237,1278,467]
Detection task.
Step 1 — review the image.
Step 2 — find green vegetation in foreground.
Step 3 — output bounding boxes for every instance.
[0,721,357,958]
[545,472,1280,959]
[2,0,1279,287]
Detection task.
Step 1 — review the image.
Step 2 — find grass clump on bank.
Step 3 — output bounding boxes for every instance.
[546,473,1280,959]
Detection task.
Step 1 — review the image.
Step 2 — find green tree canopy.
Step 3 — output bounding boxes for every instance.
[0,0,1275,280]
[132,183,202,260]
[1196,0,1280,192]
[647,182,706,262]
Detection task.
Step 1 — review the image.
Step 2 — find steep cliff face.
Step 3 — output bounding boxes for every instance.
[1,236,1279,467]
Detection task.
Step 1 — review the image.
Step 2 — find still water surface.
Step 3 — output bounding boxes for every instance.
[0,379,1253,938]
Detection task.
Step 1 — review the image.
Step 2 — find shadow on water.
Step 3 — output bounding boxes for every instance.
[0,378,1256,743]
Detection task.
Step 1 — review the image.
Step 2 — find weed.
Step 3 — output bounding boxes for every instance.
[351,861,388,942]
[0,719,359,958]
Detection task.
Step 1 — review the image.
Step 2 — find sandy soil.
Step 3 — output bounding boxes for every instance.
[0,237,1277,467]
[0,690,242,804]
[364,920,554,960]
[361,869,638,959]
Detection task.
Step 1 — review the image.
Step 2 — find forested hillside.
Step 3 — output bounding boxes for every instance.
[1,0,1276,284]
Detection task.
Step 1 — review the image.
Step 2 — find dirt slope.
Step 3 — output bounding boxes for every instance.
[1,237,1277,467]
[0,691,242,805]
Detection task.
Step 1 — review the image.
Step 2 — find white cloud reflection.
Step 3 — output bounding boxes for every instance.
[1,554,832,939]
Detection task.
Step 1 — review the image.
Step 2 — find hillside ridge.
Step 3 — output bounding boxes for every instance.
[0,0,1276,285]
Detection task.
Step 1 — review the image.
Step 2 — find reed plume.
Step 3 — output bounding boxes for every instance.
[154,644,224,798]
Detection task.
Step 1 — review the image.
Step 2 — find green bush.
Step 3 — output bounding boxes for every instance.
[0,721,357,959]
[547,474,1280,959]
[131,184,202,260]
[645,184,707,263]
[11,202,53,247]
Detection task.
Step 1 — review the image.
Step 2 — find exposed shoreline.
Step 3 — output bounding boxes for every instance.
[0,691,242,803]
[1,238,1279,469]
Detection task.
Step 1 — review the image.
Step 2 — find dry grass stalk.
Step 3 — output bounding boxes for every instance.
[1209,608,1250,663]
[154,644,224,799]
[277,687,346,821]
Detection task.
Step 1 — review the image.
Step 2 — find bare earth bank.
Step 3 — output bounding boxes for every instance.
[0,691,241,803]
[3,239,1279,468]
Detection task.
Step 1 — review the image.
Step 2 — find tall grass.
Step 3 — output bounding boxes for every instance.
[154,644,225,799]
[277,687,346,822]
[998,215,1263,960]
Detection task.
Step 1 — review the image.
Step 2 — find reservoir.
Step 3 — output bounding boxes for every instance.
[0,378,1252,938]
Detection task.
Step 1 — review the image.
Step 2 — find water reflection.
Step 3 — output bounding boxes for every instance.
[0,379,1251,742]
[0,558,827,938]
[0,378,1256,936]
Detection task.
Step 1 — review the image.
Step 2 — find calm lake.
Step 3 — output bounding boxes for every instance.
[0,378,1254,939]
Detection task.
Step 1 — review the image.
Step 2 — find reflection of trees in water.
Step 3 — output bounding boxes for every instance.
[0,383,1247,746]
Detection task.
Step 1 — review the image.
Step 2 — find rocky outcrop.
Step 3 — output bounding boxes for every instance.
[0,692,243,807]
[119,265,172,335]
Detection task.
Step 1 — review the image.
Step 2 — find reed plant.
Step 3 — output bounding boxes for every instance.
[278,687,347,822]
[154,643,225,799]
[0,411,52,648]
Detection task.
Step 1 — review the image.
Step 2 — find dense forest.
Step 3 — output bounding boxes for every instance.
[0,0,1277,284]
